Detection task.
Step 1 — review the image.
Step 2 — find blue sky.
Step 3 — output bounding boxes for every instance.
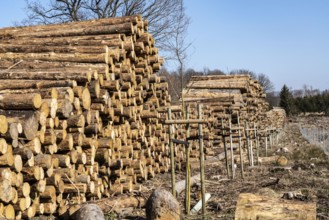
[0,1,329,91]
[184,1,329,91]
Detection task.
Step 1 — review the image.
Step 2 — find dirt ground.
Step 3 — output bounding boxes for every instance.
[108,117,329,220]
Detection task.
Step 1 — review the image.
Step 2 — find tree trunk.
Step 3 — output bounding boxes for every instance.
[235,193,316,220]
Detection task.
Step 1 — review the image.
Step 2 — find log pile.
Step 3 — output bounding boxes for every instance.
[182,74,269,144]
[183,74,269,127]
[264,107,286,130]
[181,74,282,176]
[0,15,172,218]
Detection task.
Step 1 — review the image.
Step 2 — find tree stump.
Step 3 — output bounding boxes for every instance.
[146,189,181,220]
[70,204,105,220]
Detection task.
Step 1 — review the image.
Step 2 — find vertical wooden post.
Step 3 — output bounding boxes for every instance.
[245,121,251,166]
[254,123,259,166]
[269,126,273,149]
[222,118,230,178]
[265,133,268,157]
[229,116,235,179]
[237,114,244,179]
[250,133,254,167]
[269,131,272,149]
[168,108,176,197]
[198,104,206,217]
[185,105,191,215]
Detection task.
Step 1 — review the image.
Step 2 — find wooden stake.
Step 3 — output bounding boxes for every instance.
[185,105,191,215]
[237,114,244,179]
[254,123,259,165]
[245,121,251,167]
[198,104,206,218]
[265,133,268,157]
[222,118,230,178]
[229,116,235,179]
[168,108,176,198]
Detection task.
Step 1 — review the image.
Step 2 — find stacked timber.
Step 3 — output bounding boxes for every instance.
[264,107,286,130]
[181,74,277,176]
[0,15,172,218]
[182,74,269,144]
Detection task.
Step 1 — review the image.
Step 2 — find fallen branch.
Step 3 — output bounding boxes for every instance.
[175,174,200,195]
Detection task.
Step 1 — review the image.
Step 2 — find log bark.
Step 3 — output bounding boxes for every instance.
[0,52,109,64]
[0,93,42,110]
[0,110,39,140]
[235,193,316,220]
[0,69,93,82]
[175,174,200,195]
[0,79,76,90]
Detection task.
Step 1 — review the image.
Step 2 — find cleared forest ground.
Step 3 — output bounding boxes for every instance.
[117,117,329,220]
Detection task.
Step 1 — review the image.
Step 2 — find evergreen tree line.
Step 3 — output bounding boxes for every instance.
[279,84,329,116]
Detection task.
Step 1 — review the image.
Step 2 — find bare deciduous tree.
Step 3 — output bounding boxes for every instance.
[161,0,191,106]
[257,73,274,93]
[230,69,274,93]
[22,0,188,52]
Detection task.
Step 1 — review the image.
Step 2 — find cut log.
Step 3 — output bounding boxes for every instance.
[235,193,316,220]
[175,174,200,195]
[0,69,93,82]
[0,180,13,203]
[0,110,39,140]
[3,204,15,219]
[0,79,76,90]
[0,93,42,110]
[0,115,8,134]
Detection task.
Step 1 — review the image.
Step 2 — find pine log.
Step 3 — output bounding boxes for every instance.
[0,153,14,166]
[34,154,53,169]
[0,44,109,54]
[17,182,31,197]
[3,204,15,219]
[24,137,42,154]
[235,193,316,220]
[56,99,73,119]
[21,166,44,182]
[13,155,23,172]
[0,115,8,134]
[0,110,39,140]
[0,180,13,203]
[0,93,42,110]
[0,79,76,90]
[40,186,57,203]
[175,174,200,195]
[67,114,85,128]
[0,139,7,155]
[1,22,134,39]
[51,155,71,168]
[0,69,93,82]
[0,52,109,64]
